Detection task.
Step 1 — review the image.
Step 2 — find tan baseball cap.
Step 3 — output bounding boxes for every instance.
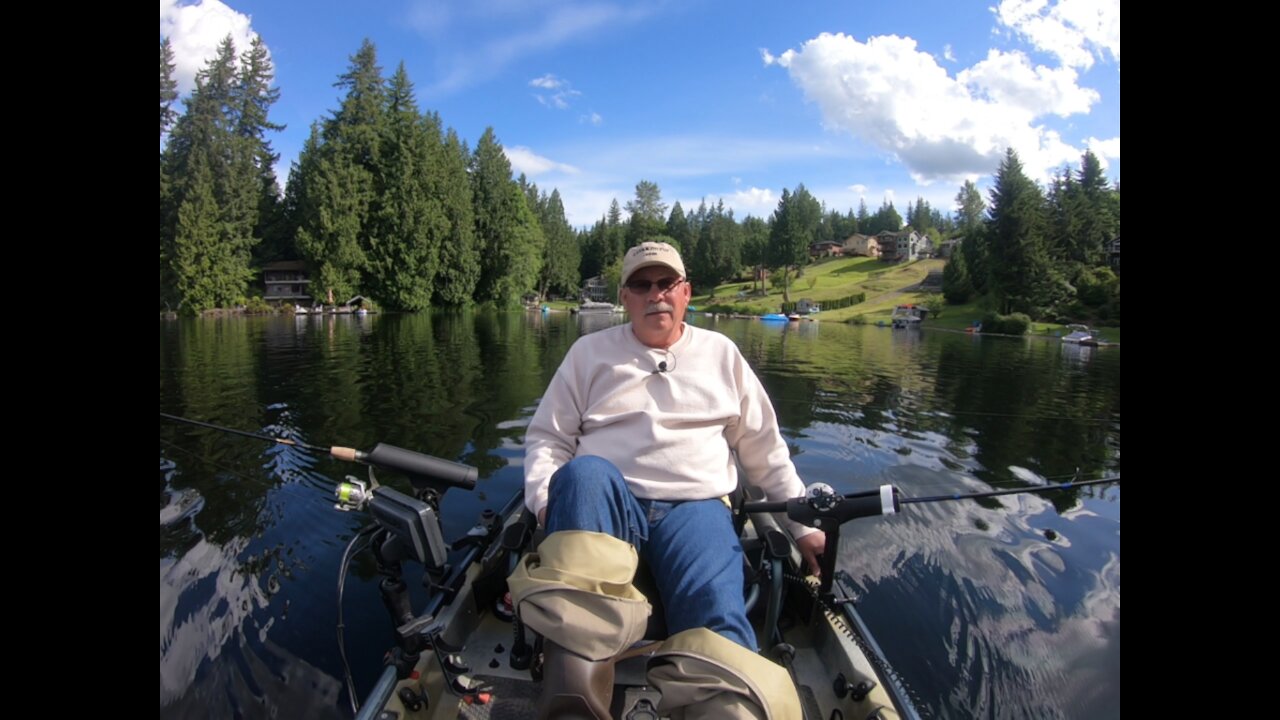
[621,242,687,286]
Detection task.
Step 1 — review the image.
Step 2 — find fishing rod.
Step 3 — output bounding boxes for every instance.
[742,475,1119,596]
[901,476,1119,504]
[162,411,493,712]
[160,412,479,492]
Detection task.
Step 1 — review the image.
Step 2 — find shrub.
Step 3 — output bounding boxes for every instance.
[980,311,1031,335]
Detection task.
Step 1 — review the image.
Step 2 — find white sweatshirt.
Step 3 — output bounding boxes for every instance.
[524,322,815,538]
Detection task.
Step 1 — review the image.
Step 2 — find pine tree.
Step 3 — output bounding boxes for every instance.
[364,63,442,310]
[665,201,691,253]
[433,128,479,305]
[160,38,178,138]
[233,37,287,266]
[471,127,544,306]
[172,154,236,311]
[768,185,821,302]
[290,39,385,304]
[1074,150,1118,266]
[537,189,580,299]
[624,180,667,247]
[942,242,973,304]
[985,148,1061,316]
[161,36,261,311]
[740,215,769,292]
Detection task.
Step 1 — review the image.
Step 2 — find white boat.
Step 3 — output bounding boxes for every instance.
[1061,324,1094,344]
[576,301,620,314]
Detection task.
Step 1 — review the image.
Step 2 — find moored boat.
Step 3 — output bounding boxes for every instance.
[575,301,621,314]
[1061,324,1095,344]
[890,305,925,329]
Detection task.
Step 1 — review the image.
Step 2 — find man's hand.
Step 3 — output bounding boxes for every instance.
[796,531,827,577]
[538,507,547,528]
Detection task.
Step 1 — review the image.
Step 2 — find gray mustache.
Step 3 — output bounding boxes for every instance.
[645,302,674,315]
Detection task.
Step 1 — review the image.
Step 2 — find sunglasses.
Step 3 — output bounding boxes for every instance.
[624,277,686,294]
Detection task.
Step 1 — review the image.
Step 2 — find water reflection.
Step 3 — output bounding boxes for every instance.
[159,313,1119,720]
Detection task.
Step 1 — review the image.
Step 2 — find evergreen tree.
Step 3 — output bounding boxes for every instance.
[160,38,178,138]
[172,154,247,311]
[740,215,769,292]
[768,184,821,302]
[160,36,262,311]
[537,189,581,298]
[605,199,625,265]
[942,242,973,304]
[363,63,443,311]
[291,39,385,304]
[471,127,544,306]
[985,148,1061,316]
[160,37,178,307]
[233,37,287,266]
[690,201,741,290]
[625,180,667,247]
[579,215,609,282]
[865,200,903,235]
[665,201,691,253]
[1073,150,1118,266]
[433,128,479,305]
[908,196,934,232]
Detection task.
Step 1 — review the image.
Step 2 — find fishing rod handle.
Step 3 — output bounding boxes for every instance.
[364,443,478,490]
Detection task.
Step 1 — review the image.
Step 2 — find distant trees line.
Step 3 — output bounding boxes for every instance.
[160,37,1118,323]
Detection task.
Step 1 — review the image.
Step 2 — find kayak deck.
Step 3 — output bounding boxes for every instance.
[367,512,904,719]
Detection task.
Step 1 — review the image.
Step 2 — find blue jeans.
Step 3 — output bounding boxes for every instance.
[544,456,756,650]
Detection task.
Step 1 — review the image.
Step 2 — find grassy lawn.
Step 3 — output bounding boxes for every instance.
[549,254,1120,344]
[692,256,943,319]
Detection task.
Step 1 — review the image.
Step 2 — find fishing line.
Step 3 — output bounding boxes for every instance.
[161,412,332,453]
[770,396,1119,425]
[901,476,1119,504]
[159,435,342,497]
[159,436,268,488]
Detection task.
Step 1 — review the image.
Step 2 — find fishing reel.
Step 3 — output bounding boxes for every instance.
[335,476,372,511]
[335,472,450,571]
[792,483,902,596]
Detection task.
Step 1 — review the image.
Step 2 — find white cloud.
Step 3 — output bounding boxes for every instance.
[764,32,1092,183]
[848,184,868,196]
[944,44,956,62]
[994,0,1120,69]
[958,49,1099,117]
[529,73,564,90]
[530,73,582,110]
[1085,136,1120,171]
[414,1,660,95]
[159,0,259,94]
[1087,136,1119,159]
[728,187,777,214]
[505,146,581,177]
[579,112,604,126]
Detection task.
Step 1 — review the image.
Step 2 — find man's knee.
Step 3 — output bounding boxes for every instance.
[549,456,625,499]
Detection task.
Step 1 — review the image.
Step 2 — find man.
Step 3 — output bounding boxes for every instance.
[509,241,823,719]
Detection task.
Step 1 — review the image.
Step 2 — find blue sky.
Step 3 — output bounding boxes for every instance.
[161,0,1119,229]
